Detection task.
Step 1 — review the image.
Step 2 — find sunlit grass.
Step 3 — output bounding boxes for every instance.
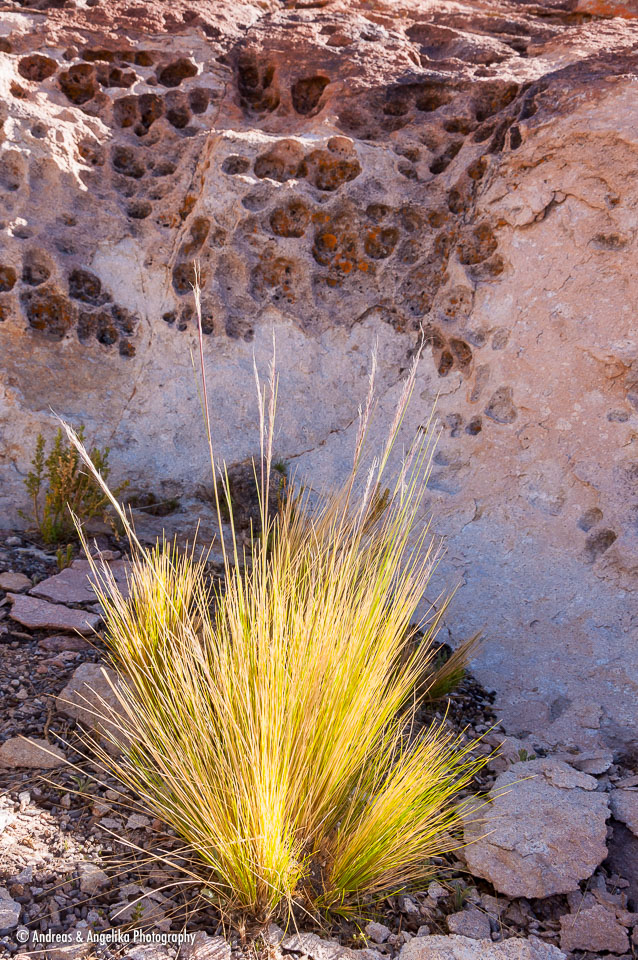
[61,294,490,924]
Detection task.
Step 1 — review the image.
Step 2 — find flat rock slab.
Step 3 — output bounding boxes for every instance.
[398,935,564,960]
[0,571,31,592]
[610,788,638,836]
[463,758,609,898]
[8,593,100,634]
[0,737,66,769]
[47,935,92,960]
[30,558,131,605]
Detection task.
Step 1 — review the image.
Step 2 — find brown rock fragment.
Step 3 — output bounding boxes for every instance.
[0,571,31,592]
[0,737,66,769]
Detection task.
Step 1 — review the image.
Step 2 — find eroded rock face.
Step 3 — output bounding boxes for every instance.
[0,1,637,748]
[7,592,100,634]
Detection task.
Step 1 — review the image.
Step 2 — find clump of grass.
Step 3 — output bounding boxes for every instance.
[20,426,126,545]
[424,637,480,701]
[61,293,490,925]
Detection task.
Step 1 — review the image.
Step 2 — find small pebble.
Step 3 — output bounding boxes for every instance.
[365,922,391,944]
[427,881,447,901]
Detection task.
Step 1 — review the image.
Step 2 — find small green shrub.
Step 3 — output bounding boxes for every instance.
[21,427,126,545]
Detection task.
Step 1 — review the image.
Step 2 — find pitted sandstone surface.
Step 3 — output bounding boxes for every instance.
[0,0,637,750]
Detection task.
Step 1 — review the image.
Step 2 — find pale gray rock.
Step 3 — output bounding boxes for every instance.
[610,788,638,837]
[398,935,565,960]
[463,758,609,897]
[0,809,16,833]
[568,750,614,775]
[365,922,391,944]
[99,816,123,830]
[8,593,100,634]
[265,925,286,945]
[427,881,447,901]
[447,909,491,940]
[77,861,109,895]
[181,933,231,960]
[47,937,91,960]
[0,571,31,592]
[0,736,66,769]
[126,813,150,830]
[56,662,128,753]
[0,888,21,934]
[125,947,172,960]
[109,898,166,927]
[399,896,420,915]
[282,932,357,960]
[559,903,629,954]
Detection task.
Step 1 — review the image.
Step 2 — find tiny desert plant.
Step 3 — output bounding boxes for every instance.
[424,638,479,701]
[451,881,475,911]
[56,543,74,571]
[21,426,126,545]
[61,291,491,925]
